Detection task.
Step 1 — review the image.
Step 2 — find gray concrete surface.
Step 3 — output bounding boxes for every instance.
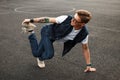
[0,0,120,80]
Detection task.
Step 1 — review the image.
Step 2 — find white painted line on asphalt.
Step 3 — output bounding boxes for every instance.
[14,6,76,14]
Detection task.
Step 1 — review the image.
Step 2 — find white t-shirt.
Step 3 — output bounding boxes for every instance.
[55,15,88,44]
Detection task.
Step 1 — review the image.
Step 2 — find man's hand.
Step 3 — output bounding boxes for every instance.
[22,19,30,24]
[84,67,96,72]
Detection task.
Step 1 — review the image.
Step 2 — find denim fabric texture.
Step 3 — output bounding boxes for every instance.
[28,26,54,60]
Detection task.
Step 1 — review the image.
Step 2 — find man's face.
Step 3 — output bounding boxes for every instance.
[71,13,85,29]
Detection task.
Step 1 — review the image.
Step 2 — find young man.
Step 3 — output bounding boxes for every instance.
[22,9,96,72]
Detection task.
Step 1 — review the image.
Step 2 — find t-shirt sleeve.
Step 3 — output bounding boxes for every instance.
[81,35,89,44]
[55,15,68,24]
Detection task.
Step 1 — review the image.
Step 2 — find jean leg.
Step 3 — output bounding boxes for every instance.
[37,37,44,56]
[28,33,42,57]
[39,34,54,60]
[28,25,54,60]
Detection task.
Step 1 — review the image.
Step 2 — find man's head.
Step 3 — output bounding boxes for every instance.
[71,9,92,29]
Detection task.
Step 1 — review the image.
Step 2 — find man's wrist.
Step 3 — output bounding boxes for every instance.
[86,63,92,67]
[30,19,34,23]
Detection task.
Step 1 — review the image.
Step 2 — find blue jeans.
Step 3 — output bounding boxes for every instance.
[28,26,54,60]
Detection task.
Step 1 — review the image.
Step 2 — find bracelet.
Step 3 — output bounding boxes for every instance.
[86,63,92,66]
[30,19,34,23]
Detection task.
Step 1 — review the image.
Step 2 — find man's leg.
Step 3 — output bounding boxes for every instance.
[38,26,54,60]
[28,26,54,68]
[37,34,54,68]
[29,27,54,60]
[28,33,42,57]
[39,35,54,60]
[28,33,46,68]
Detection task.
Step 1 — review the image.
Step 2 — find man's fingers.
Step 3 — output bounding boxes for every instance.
[84,68,89,72]
[84,68,96,72]
[90,68,96,72]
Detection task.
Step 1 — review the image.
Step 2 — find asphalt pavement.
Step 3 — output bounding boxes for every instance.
[0,0,120,80]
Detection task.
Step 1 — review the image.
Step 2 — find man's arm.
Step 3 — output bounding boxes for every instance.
[82,43,91,64]
[82,43,96,72]
[22,17,56,24]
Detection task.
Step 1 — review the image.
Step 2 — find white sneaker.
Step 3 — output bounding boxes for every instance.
[37,58,45,68]
[21,23,36,33]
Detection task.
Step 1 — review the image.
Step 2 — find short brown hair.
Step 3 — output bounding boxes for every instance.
[76,10,92,23]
